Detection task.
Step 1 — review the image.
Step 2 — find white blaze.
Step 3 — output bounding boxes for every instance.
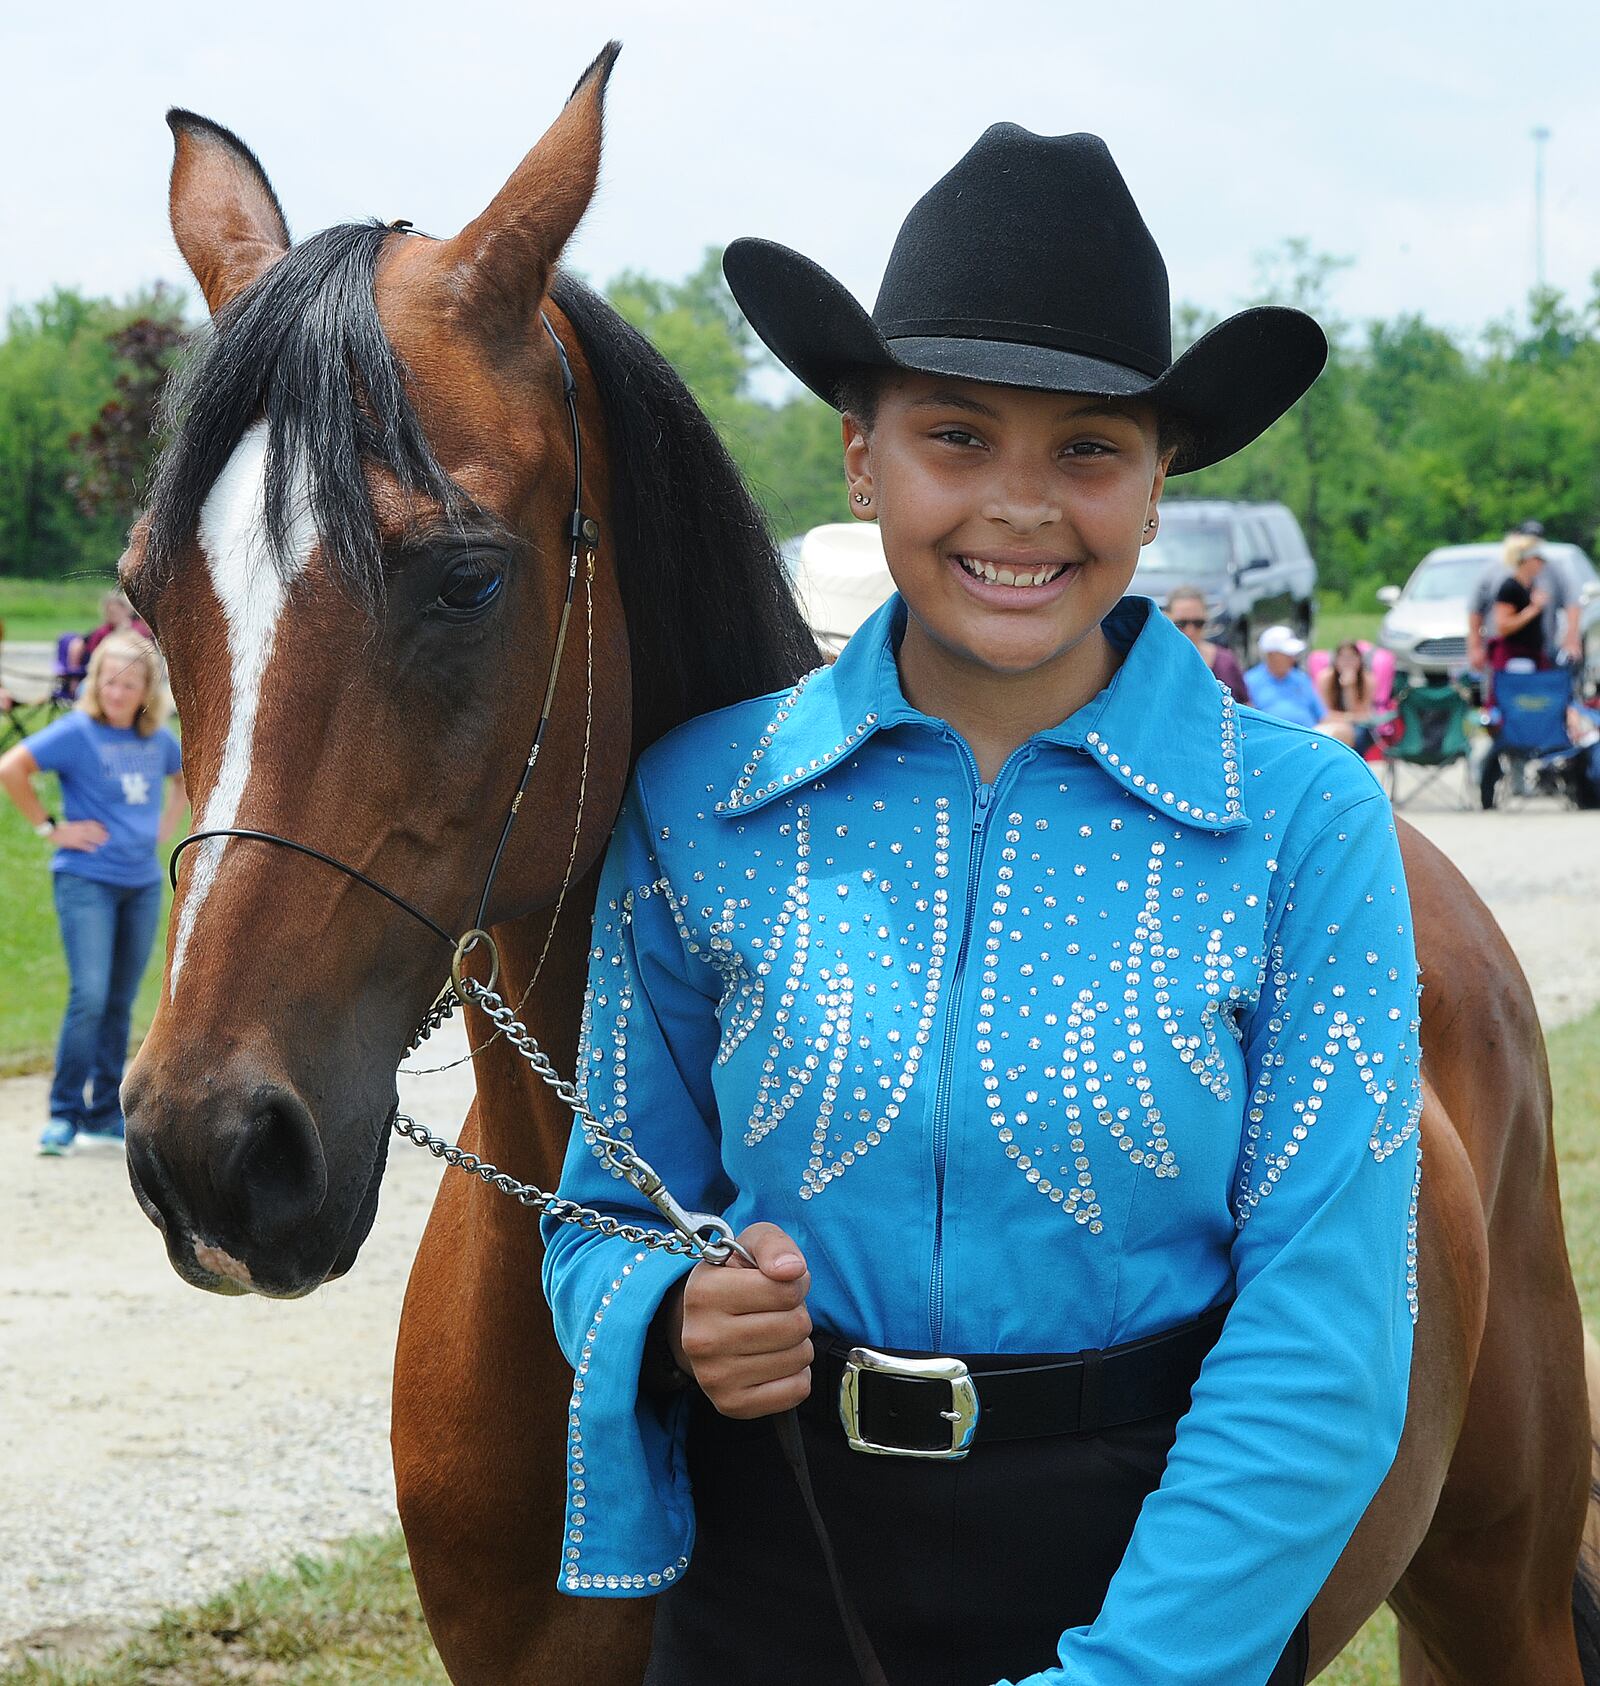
[169,422,316,994]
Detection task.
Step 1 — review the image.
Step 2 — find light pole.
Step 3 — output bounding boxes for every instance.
[1532,124,1551,294]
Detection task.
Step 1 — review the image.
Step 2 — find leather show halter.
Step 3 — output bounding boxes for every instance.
[165,302,887,1686]
[167,312,744,1266]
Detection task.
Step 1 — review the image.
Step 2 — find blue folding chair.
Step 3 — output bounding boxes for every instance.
[1480,667,1582,809]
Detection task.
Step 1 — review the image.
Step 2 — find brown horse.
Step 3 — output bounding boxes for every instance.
[119,48,1600,1686]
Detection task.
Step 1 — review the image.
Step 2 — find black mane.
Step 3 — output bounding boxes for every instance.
[149,222,466,610]
[548,272,818,746]
[148,222,817,750]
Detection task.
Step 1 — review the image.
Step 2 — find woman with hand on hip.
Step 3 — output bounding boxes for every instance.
[542,126,1421,1686]
[0,631,186,1155]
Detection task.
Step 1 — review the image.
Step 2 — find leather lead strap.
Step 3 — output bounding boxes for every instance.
[772,1409,891,1686]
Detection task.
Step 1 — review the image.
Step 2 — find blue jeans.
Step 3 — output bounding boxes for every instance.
[49,873,162,1132]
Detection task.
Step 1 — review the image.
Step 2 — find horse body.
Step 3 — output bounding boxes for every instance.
[120,48,1600,1686]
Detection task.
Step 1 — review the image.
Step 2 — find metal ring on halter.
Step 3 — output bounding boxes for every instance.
[686,1214,757,1268]
[450,928,501,998]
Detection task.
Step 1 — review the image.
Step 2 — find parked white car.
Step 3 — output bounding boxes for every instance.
[1376,541,1600,686]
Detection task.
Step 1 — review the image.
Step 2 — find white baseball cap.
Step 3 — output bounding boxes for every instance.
[1257,624,1306,658]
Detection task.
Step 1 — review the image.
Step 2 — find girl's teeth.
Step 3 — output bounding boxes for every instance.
[958,557,1065,588]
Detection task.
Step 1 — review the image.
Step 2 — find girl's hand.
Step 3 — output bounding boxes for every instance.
[53,820,110,852]
[667,1222,813,1419]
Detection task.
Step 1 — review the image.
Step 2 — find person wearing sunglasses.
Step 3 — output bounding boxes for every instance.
[1163,585,1249,702]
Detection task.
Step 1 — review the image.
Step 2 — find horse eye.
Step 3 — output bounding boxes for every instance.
[434,557,503,616]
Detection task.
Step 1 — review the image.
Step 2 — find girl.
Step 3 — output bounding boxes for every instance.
[542,126,1421,1686]
[1315,639,1378,755]
[0,632,186,1154]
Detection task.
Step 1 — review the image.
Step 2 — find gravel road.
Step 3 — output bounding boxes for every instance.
[3,803,1598,1662]
[0,1027,473,1662]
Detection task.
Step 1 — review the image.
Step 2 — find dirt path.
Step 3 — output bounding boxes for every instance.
[0,1027,474,1657]
[3,803,1598,1658]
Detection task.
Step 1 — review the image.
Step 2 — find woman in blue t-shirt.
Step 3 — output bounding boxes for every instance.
[0,631,187,1154]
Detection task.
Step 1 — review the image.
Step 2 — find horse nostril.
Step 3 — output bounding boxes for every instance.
[221,1088,328,1239]
[125,1127,174,1237]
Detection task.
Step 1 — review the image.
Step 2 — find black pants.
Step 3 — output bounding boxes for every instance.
[644,1389,1309,1686]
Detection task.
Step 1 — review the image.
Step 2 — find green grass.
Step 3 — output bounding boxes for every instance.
[0,1534,447,1685]
[0,575,116,645]
[1314,607,1383,652]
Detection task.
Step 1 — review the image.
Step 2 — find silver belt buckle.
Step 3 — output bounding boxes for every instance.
[837,1346,980,1460]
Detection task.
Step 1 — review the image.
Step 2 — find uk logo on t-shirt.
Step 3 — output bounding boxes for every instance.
[99,741,159,802]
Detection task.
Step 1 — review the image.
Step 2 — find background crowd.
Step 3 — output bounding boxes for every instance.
[1163,520,1600,808]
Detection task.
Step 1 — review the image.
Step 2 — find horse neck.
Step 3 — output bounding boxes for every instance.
[462,865,603,1190]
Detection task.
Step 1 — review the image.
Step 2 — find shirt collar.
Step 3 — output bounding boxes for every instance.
[714,593,1248,832]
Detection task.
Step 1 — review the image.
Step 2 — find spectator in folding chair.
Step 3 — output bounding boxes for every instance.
[1162,585,1250,702]
[1564,703,1600,808]
[1314,641,1379,755]
[1244,625,1325,727]
[51,631,89,706]
[82,590,152,665]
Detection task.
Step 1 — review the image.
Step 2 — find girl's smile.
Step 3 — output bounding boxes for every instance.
[843,371,1171,775]
[950,551,1079,597]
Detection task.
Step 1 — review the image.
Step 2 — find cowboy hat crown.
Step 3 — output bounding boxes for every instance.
[723,123,1327,473]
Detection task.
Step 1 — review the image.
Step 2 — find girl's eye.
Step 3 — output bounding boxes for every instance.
[932,428,983,448]
[434,557,504,616]
[1063,440,1113,458]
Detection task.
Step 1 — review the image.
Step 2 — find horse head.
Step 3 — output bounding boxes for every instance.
[120,45,684,1298]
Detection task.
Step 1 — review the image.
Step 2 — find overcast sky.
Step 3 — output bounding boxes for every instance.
[6,0,1598,348]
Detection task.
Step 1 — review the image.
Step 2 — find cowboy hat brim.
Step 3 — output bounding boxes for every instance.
[723,237,1328,474]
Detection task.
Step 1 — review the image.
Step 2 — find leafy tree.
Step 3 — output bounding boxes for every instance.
[0,286,187,580]
[68,287,187,529]
[10,243,1600,612]
[606,247,849,539]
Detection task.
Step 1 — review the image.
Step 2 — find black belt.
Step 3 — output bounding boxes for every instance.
[802,1302,1231,1458]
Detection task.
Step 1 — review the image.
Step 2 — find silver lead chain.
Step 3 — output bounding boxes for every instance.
[395,978,749,1266]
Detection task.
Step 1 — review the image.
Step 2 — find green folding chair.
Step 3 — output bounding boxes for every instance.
[1375,679,1475,809]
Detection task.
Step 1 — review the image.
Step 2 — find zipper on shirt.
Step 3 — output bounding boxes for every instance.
[927,743,1000,1352]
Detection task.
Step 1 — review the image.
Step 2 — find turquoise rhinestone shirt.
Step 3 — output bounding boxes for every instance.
[542,594,1423,1686]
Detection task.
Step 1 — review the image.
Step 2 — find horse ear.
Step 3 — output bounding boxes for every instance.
[442,42,620,332]
[166,110,291,317]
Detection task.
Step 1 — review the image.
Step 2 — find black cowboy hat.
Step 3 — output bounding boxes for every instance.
[723,124,1327,474]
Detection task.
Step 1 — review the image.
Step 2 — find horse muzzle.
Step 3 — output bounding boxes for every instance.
[122,1058,391,1298]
